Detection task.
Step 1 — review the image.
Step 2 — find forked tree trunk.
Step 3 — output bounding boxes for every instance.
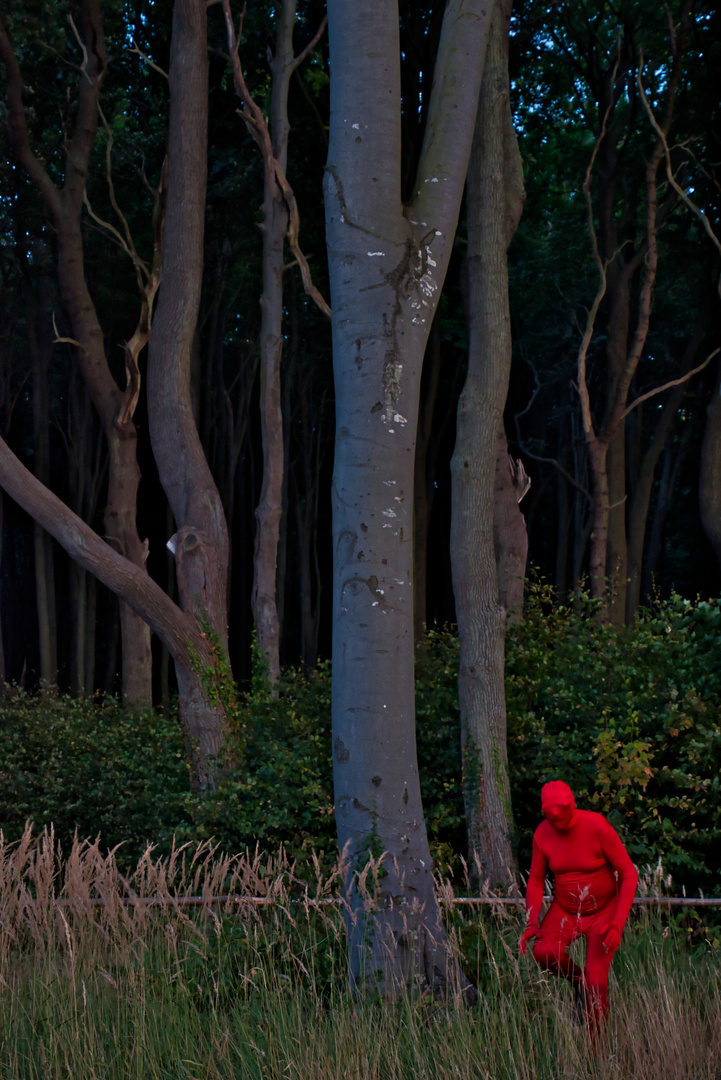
[450,0,524,889]
[325,0,491,998]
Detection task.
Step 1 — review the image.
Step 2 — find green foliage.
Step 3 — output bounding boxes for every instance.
[0,688,191,867]
[506,584,721,890]
[3,589,721,894]
[185,662,336,861]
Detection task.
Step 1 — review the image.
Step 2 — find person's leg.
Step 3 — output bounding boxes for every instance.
[532,901,581,984]
[583,926,615,1040]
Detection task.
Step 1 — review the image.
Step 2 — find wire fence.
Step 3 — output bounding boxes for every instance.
[24,893,721,909]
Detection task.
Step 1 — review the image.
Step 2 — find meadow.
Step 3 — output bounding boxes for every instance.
[0,826,719,1080]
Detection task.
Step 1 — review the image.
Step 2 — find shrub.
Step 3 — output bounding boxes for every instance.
[2,587,721,892]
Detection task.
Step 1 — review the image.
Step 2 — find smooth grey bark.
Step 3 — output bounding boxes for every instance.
[449,0,524,889]
[413,316,441,641]
[325,0,492,998]
[147,0,231,782]
[700,360,721,575]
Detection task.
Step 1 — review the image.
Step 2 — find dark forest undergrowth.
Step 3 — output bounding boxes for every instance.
[0,828,719,1080]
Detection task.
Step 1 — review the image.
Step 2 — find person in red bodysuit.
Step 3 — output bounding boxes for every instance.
[519,780,638,1038]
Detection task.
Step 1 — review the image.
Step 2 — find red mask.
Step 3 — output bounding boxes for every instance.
[541,780,577,831]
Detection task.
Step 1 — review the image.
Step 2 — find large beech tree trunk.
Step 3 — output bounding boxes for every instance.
[325,0,492,998]
[147,0,230,775]
[0,2,152,703]
[450,0,524,889]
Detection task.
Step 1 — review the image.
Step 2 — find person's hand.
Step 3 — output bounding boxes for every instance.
[602,924,622,953]
[519,925,538,955]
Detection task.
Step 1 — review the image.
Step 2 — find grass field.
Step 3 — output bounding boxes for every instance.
[0,826,719,1079]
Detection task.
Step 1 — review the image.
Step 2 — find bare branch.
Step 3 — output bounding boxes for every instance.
[289,15,328,73]
[575,62,617,441]
[638,73,721,274]
[52,312,85,352]
[221,0,331,320]
[274,160,332,320]
[66,13,93,85]
[620,347,720,421]
[130,38,168,80]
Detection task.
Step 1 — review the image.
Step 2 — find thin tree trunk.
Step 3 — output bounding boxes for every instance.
[493,424,528,625]
[699,360,721,575]
[450,0,523,888]
[606,423,627,626]
[85,572,96,696]
[28,281,58,684]
[70,563,88,695]
[0,4,152,704]
[627,314,708,618]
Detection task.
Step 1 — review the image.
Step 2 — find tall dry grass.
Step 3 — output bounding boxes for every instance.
[0,825,719,1079]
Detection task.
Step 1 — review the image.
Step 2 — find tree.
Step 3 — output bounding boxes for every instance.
[325,0,492,996]
[221,0,329,689]
[0,0,232,787]
[0,0,153,700]
[450,0,525,888]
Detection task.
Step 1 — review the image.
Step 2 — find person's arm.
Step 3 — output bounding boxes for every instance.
[519,831,547,954]
[600,821,638,951]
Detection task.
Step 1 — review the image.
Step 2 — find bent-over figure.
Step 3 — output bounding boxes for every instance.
[519,780,638,1038]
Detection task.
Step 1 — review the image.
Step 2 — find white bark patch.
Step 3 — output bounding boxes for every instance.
[367,251,385,257]
[383,480,397,486]
[393,413,407,425]
[382,509,397,518]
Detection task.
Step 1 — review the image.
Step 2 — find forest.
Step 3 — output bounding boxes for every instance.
[1,0,721,1028]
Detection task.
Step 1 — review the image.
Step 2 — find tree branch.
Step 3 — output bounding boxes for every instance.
[0,434,207,669]
[620,347,720,421]
[412,0,494,232]
[221,0,331,320]
[289,14,327,73]
[638,70,721,281]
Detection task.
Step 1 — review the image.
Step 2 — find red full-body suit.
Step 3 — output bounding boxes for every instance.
[519,781,638,1037]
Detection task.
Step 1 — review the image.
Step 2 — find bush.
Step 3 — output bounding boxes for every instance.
[0,689,191,866]
[506,585,721,891]
[2,587,721,892]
